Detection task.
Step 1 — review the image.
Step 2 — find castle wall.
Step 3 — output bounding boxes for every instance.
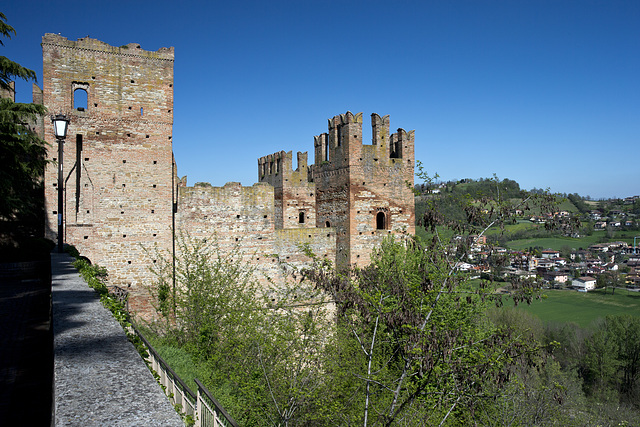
[272,228,337,272]
[37,32,415,319]
[41,34,174,316]
[176,182,274,255]
[175,182,336,289]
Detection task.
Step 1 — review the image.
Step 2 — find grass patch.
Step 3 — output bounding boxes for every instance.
[512,288,640,328]
[505,230,637,251]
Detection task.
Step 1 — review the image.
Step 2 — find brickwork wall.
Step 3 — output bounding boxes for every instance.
[41,34,174,316]
[311,112,415,268]
[176,181,327,288]
[0,81,15,100]
[176,182,274,253]
[258,151,316,229]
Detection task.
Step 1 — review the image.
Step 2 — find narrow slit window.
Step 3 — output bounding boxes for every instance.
[376,212,386,230]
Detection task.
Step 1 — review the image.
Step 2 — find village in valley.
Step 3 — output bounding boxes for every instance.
[418,184,640,294]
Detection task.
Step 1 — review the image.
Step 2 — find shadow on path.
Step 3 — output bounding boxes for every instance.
[0,259,53,426]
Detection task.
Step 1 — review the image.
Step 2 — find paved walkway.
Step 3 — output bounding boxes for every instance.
[52,252,183,426]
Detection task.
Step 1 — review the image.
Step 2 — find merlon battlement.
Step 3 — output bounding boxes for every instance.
[42,33,175,60]
[314,111,414,167]
[258,151,310,186]
[328,111,363,128]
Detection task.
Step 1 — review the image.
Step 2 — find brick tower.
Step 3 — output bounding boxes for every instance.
[258,151,316,229]
[311,112,415,268]
[41,34,174,314]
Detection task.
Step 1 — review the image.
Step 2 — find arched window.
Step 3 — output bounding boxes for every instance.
[325,221,331,228]
[299,211,305,224]
[74,88,88,111]
[376,212,386,230]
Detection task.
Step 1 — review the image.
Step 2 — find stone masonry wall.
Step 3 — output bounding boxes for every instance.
[41,34,174,316]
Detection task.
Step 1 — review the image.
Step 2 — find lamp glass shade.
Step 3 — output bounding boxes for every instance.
[52,115,69,138]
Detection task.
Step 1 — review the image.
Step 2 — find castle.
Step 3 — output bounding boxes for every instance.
[36,34,415,317]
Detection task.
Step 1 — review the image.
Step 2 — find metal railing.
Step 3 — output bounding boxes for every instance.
[134,329,239,427]
[195,378,239,427]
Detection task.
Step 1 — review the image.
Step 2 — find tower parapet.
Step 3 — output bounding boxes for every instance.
[258,150,309,186]
[258,150,315,229]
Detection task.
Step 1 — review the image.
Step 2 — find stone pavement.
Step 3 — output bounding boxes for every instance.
[51,252,184,426]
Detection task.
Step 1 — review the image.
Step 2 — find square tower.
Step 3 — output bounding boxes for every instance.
[42,34,174,315]
[311,112,415,268]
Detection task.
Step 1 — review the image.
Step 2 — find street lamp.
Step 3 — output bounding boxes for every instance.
[51,114,69,253]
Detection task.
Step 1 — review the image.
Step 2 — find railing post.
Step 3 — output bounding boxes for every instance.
[195,386,203,427]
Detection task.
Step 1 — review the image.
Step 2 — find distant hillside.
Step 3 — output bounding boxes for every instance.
[414,178,639,245]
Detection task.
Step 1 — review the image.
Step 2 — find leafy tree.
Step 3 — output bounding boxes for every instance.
[567,193,590,214]
[0,12,48,252]
[583,315,640,404]
[147,233,335,426]
[596,271,622,295]
[305,237,544,426]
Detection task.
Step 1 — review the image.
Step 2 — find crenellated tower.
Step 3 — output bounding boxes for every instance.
[311,111,415,268]
[258,151,316,229]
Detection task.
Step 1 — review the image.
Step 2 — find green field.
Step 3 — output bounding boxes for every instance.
[505,230,637,251]
[513,288,640,328]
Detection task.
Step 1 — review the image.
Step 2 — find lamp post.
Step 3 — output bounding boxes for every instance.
[51,114,69,253]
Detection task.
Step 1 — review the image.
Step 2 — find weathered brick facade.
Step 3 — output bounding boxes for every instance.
[41,34,175,314]
[311,112,415,267]
[38,35,414,318]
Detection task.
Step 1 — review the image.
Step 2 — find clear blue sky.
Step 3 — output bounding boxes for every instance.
[3,0,639,199]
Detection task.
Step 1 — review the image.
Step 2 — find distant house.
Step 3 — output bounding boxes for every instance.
[574,276,596,291]
[469,235,487,245]
[590,243,609,252]
[626,272,640,288]
[570,250,590,261]
[545,271,569,283]
[537,259,556,270]
[541,250,560,259]
[456,262,474,271]
[554,258,567,266]
[594,221,607,230]
[605,263,619,271]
